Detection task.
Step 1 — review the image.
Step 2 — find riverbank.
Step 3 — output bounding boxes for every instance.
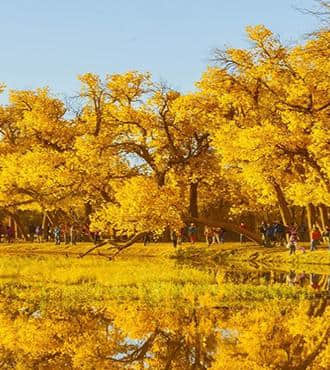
[0,241,329,272]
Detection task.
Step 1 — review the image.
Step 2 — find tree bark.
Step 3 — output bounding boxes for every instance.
[306,203,316,240]
[84,201,92,222]
[189,182,198,218]
[185,216,262,244]
[272,182,292,226]
[7,212,28,240]
[42,211,49,240]
[318,204,329,230]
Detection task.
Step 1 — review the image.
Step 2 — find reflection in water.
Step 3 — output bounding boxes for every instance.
[0,256,328,369]
[0,297,328,369]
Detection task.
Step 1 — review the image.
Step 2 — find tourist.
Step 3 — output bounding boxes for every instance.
[54,226,61,245]
[239,222,246,243]
[143,232,151,246]
[35,225,42,243]
[299,223,308,241]
[322,226,330,250]
[204,226,213,246]
[188,223,197,244]
[28,224,35,242]
[212,227,221,244]
[287,231,298,255]
[264,224,274,247]
[274,221,285,246]
[177,227,185,245]
[6,225,14,243]
[170,229,178,248]
[259,222,267,245]
[93,230,101,245]
[310,227,321,251]
[219,227,226,243]
[0,223,4,243]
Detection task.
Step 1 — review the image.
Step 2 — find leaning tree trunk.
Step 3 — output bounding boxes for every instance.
[185,216,262,245]
[7,212,28,240]
[272,182,292,226]
[318,204,329,230]
[189,182,199,218]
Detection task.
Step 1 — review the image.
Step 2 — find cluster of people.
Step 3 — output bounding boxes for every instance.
[0,222,103,246]
[27,224,80,245]
[259,221,330,254]
[203,226,226,246]
[0,224,15,243]
[168,224,227,248]
[258,221,287,247]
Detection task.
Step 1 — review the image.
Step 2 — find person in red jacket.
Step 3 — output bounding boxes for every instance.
[310,227,321,251]
[239,222,246,243]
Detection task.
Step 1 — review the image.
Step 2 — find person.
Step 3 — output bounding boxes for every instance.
[287,231,298,255]
[204,225,212,246]
[35,225,42,243]
[219,227,226,243]
[177,227,185,246]
[54,226,61,245]
[264,224,274,247]
[274,221,285,246]
[6,226,14,243]
[212,227,221,244]
[239,222,246,243]
[322,226,330,250]
[310,227,321,251]
[299,223,308,242]
[0,223,4,243]
[93,230,101,245]
[28,224,35,242]
[187,223,197,244]
[259,222,267,245]
[143,232,151,246]
[288,223,298,237]
[170,230,178,248]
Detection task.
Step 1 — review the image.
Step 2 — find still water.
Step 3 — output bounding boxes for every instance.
[0,255,328,369]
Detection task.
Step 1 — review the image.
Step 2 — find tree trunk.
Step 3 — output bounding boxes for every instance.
[272,182,292,226]
[318,204,328,230]
[10,213,28,240]
[189,182,198,218]
[306,203,316,240]
[84,201,92,223]
[157,172,166,187]
[185,216,262,244]
[42,212,48,240]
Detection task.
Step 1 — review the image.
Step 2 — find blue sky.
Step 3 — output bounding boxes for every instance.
[0,0,318,103]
